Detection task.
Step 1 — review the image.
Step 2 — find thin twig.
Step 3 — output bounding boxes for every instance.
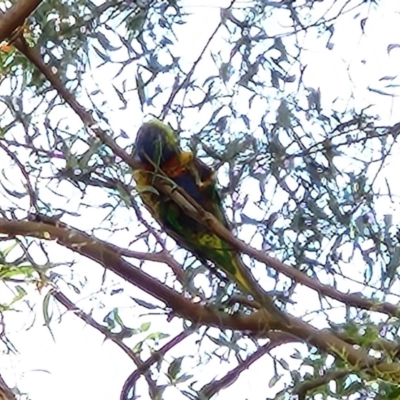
[0,141,38,211]
[53,290,160,399]
[199,333,297,399]
[120,329,193,400]
[294,369,351,400]
[160,0,237,119]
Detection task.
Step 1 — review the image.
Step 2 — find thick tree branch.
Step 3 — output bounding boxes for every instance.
[332,329,400,361]
[0,218,400,383]
[0,374,16,400]
[12,37,142,171]
[0,0,42,43]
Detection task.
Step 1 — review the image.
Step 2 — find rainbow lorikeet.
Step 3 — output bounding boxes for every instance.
[132,120,288,323]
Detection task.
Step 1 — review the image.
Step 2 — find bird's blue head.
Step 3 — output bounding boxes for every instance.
[135,120,180,166]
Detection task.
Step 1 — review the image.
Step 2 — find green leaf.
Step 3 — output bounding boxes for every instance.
[168,357,184,382]
[43,291,56,342]
[140,321,151,332]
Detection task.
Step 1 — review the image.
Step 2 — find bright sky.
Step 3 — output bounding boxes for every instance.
[1,1,400,399]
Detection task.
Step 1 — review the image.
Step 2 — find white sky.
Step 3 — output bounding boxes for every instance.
[1,1,400,399]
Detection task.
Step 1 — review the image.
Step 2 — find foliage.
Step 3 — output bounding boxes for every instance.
[0,0,400,399]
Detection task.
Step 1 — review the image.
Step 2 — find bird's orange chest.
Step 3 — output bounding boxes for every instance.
[138,154,212,210]
[162,157,190,178]
[140,154,193,180]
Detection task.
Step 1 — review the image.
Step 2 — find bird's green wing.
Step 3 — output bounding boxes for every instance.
[180,158,289,323]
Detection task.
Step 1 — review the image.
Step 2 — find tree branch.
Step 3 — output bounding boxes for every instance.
[53,290,160,399]
[0,0,42,43]
[156,177,400,318]
[199,332,297,399]
[120,330,193,400]
[0,373,16,400]
[294,369,351,400]
[0,218,399,383]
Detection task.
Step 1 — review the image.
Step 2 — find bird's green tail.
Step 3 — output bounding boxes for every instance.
[222,256,290,324]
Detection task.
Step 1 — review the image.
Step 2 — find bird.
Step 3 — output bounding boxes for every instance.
[132,119,288,324]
